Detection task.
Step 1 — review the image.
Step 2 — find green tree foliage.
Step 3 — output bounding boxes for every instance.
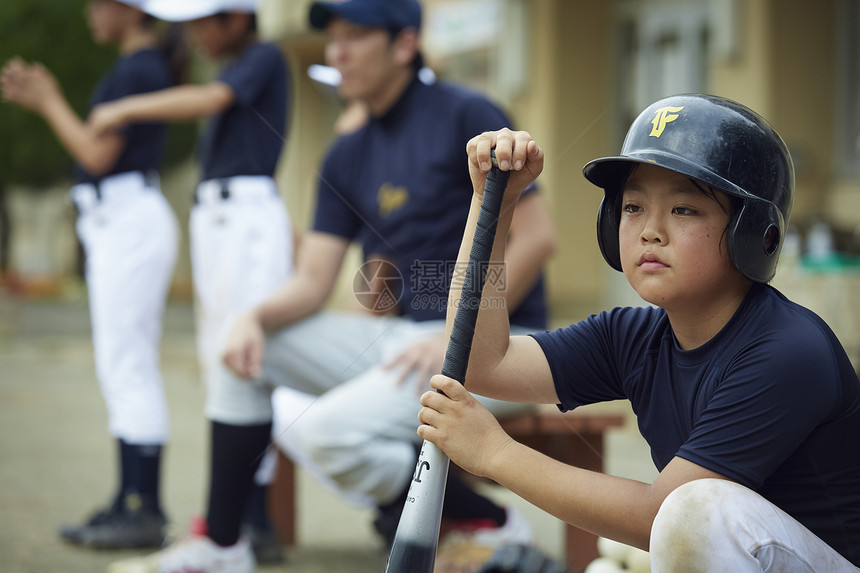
[0,1,195,188]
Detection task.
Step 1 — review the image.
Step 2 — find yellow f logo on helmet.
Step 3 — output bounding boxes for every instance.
[649,106,684,137]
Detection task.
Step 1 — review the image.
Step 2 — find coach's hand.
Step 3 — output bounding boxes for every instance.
[466,128,544,204]
[222,311,265,380]
[417,375,514,479]
[386,331,447,396]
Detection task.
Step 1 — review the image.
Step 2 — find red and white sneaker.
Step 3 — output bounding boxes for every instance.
[107,517,255,573]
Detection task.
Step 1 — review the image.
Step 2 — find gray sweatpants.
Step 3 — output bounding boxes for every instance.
[206,312,533,504]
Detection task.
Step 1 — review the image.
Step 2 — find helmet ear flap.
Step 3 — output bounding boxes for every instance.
[597,196,623,272]
[727,201,785,283]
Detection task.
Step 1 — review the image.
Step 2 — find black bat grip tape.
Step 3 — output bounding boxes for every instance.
[441,154,510,384]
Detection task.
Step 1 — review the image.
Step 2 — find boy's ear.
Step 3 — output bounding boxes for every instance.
[392,27,420,68]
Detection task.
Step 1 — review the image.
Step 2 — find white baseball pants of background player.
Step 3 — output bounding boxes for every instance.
[189,174,305,489]
[205,313,534,505]
[72,170,178,445]
[190,175,292,374]
[650,478,859,572]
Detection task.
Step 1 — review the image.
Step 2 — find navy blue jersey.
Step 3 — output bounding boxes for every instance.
[313,77,547,327]
[531,283,860,565]
[76,48,172,184]
[197,42,289,180]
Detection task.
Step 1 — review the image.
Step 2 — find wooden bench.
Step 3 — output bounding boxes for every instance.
[268,408,625,573]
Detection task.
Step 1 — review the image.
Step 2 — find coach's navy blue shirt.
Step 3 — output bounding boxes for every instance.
[532,283,860,565]
[76,49,172,184]
[313,77,547,328]
[198,42,289,180]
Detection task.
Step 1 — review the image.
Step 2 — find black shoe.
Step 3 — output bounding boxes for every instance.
[59,507,119,545]
[373,508,400,553]
[60,506,167,550]
[242,523,285,564]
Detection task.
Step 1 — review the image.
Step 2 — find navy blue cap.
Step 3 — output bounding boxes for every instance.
[309,0,422,31]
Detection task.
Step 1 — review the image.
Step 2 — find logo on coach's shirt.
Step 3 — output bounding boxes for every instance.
[378,183,409,217]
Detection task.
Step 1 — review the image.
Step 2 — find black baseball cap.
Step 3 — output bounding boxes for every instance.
[309,0,422,31]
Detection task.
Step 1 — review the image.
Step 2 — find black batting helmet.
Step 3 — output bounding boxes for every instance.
[583,94,795,283]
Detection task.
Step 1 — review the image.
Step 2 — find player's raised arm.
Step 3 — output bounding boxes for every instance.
[448,129,557,404]
[89,82,235,135]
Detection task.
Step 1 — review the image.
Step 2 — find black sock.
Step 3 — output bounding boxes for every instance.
[206,421,272,547]
[376,442,420,520]
[441,470,506,526]
[115,440,164,514]
[111,439,128,512]
[137,444,163,513]
[378,480,411,519]
[242,482,274,532]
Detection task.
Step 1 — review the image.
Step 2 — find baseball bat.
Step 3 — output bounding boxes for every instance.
[384,151,510,573]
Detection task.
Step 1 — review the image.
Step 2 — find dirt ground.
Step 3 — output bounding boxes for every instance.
[0,292,653,573]
[0,295,385,573]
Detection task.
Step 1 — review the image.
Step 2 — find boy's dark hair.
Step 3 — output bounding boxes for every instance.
[138,15,189,85]
[690,179,744,259]
[159,22,190,85]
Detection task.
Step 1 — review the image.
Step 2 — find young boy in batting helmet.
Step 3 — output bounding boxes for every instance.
[419,94,860,570]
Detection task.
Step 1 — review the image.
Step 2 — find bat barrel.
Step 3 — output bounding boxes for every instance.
[383,442,450,572]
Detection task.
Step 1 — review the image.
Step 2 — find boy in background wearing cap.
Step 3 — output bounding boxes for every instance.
[1,0,183,551]
[90,0,292,566]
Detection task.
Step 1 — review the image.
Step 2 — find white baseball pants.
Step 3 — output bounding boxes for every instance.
[189,175,293,379]
[73,171,178,445]
[650,478,859,572]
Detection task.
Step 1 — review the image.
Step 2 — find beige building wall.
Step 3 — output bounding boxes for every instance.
[11,0,858,318]
[768,0,836,219]
[710,0,859,231]
[514,0,615,321]
[261,0,859,320]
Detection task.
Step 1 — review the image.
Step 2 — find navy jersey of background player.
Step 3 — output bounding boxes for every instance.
[76,49,172,185]
[313,77,547,328]
[197,42,289,180]
[532,282,860,564]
